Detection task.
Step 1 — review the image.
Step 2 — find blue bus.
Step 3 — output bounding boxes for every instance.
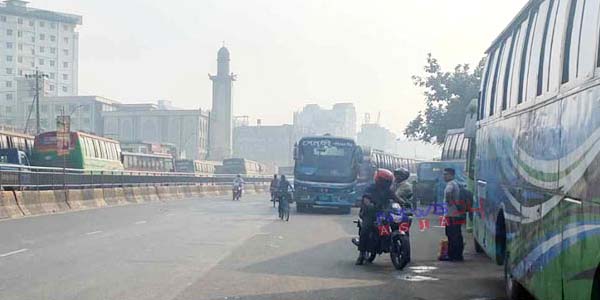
[471,0,600,299]
[293,136,362,213]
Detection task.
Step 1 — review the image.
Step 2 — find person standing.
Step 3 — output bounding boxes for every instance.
[441,168,464,261]
[270,174,279,205]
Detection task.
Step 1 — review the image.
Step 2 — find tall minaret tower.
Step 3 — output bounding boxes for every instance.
[208,46,235,160]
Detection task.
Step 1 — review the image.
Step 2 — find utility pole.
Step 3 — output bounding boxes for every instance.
[25,69,48,135]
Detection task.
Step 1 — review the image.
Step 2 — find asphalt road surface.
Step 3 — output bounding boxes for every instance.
[0,194,505,300]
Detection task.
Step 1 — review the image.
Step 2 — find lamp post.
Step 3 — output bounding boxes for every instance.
[25,70,49,135]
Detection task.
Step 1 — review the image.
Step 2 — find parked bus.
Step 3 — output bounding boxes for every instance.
[0,130,34,156]
[174,159,221,174]
[355,146,418,204]
[414,128,469,205]
[122,152,174,172]
[32,131,124,170]
[216,158,272,175]
[293,136,362,213]
[472,1,600,299]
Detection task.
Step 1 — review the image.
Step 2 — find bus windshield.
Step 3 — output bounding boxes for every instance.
[295,139,356,183]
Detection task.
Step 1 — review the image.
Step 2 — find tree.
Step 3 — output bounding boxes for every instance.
[405,54,485,144]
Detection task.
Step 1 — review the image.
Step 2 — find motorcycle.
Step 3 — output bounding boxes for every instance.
[232,185,242,201]
[352,202,412,270]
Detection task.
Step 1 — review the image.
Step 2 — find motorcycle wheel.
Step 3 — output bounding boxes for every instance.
[390,235,410,270]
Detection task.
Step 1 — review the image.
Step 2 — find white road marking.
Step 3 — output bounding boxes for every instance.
[433,225,446,228]
[85,231,103,236]
[135,220,147,225]
[0,248,28,258]
[166,213,175,217]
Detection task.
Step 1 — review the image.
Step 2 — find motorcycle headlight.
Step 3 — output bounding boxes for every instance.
[391,203,401,210]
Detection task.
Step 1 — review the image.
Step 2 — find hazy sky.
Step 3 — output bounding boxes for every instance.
[33,0,527,134]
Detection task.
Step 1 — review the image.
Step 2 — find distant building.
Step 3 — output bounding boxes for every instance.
[293,103,356,140]
[233,124,294,167]
[17,95,118,135]
[357,123,397,154]
[208,46,235,161]
[0,0,82,127]
[395,139,442,160]
[102,104,209,160]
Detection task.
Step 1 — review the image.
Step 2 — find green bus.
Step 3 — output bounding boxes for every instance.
[32,131,124,170]
[472,0,600,299]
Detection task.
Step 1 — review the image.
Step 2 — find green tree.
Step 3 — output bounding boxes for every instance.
[405,54,484,144]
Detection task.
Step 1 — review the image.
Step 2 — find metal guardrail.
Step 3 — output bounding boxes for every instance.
[0,164,271,190]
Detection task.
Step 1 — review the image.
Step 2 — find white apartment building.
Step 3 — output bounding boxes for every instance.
[293,103,357,141]
[0,0,81,128]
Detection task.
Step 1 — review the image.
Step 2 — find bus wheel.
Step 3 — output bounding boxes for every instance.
[504,251,530,300]
[474,237,484,253]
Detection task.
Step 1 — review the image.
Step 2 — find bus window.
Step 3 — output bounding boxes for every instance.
[525,1,549,102]
[548,0,570,92]
[518,10,538,103]
[92,139,100,159]
[562,0,584,84]
[578,0,600,79]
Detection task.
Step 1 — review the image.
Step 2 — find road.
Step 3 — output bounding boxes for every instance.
[0,194,505,300]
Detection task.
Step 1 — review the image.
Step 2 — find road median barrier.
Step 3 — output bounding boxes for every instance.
[167,186,183,199]
[124,187,144,204]
[181,185,194,198]
[140,186,160,202]
[192,185,206,198]
[15,191,69,216]
[0,190,23,219]
[103,187,128,206]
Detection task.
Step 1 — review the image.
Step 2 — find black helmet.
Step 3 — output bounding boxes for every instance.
[394,168,410,182]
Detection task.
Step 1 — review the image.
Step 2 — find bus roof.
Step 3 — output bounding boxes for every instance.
[0,130,34,139]
[299,136,355,143]
[121,151,172,159]
[486,0,538,53]
[37,131,120,144]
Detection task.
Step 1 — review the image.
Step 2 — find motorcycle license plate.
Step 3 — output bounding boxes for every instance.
[378,225,392,236]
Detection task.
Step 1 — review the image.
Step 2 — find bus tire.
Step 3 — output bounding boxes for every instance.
[504,251,530,300]
[495,212,506,266]
[474,237,484,253]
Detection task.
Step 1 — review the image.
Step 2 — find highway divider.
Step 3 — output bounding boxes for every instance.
[0,184,266,220]
[0,190,23,219]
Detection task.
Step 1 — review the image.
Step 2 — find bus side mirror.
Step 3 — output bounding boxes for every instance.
[355,148,364,164]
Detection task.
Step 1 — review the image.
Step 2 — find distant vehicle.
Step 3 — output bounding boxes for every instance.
[441,128,469,162]
[413,160,467,205]
[0,130,34,156]
[32,131,124,170]
[355,147,418,204]
[174,159,221,174]
[122,151,174,172]
[120,141,178,159]
[0,148,32,190]
[293,136,363,213]
[216,158,272,175]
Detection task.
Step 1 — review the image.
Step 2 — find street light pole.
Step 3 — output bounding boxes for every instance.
[25,70,48,135]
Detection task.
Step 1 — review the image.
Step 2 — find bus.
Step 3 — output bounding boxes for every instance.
[122,152,174,172]
[472,0,600,299]
[441,128,469,161]
[216,158,272,175]
[355,147,418,204]
[293,136,362,213]
[174,159,221,174]
[32,131,124,170]
[0,130,34,156]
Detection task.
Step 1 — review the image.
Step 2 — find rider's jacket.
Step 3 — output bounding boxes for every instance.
[233,178,244,188]
[392,181,413,203]
[278,179,292,193]
[361,183,396,226]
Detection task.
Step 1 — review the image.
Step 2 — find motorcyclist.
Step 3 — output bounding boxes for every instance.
[392,168,413,207]
[356,169,404,265]
[232,174,244,200]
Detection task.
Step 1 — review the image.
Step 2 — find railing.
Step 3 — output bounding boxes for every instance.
[0,164,270,190]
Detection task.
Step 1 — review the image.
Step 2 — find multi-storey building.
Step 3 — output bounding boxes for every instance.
[293,103,356,141]
[233,124,294,168]
[0,0,81,127]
